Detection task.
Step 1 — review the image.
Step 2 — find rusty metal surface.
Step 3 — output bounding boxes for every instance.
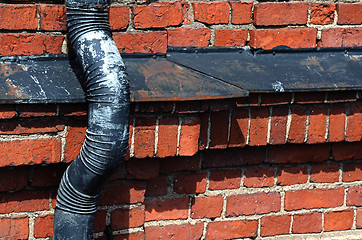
[167,47,362,93]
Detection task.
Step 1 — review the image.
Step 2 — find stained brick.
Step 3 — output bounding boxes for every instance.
[343,161,362,182]
[145,197,189,221]
[109,5,129,30]
[191,196,223,219]
[244,167,274,188]
[167,28,211,47]
[307,107,327,144]
[277,166,308,186]
[192,2,229,25]
[228,108,248,147]
[310,4,335,25]
[261,215,291,237]
[249,107,268,146]
[206,220,258,239]
[346,186,362,206]
[179,116,200,156]
[0,190,49,214]
[145,223,203,240]
[230,1,253,24]
[174,172,207,194]
[320,28,362,48]
[38,4,66,31]
[209,170,241,190]
[292,212,322,234]
[209,111,229,149]
[34,215,53,238]
[0,4,37,30]
[111,206,145,230]
[133,117,156,159]
[0,167,27,192]
[0,216,29,239]
[337,3,362,25]
[324,210,354,231]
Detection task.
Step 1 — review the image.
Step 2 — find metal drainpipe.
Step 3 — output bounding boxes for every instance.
[53,0,129,238]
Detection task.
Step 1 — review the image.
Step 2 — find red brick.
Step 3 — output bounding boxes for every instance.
[18,104,57,117]
[145,197,189,221]
[287,106,308,143]
[156,116,178,158]
[133,117,156,159]
[328,105,346,142]
[206,220,258,239]
[179,116,200,156]
[133,1,183,29]
[38,4,66,31]
[99,181,145,206]
[192,2,229,25]
[357,209,362,229]
[346,186,362,206]
[145,223,203,240]
[113,31,167,54]
[229,108,248,147]
[268,144,329,164]
[191,196,223,219]
[167,28,211,47]
[324,210,354,231]
[0,105,16,119]
[269,106,288,145]
[0,167,27,192]
[332,142,362,161]
[277,166,308,186]
[249,107,268,146]
[244,167,274,188]
[209,170,241,190]
[64,119,86,162]
[109,5,129,30]
[249,28,317,50]
[227,193,281,216]
[0,4,37,30]
[114,232,144,240]
[285,188,344,211]
[31,164,68,187]
[202,147,266,168]
[34,215,53,238]
[0,216,29,239]
[146,175,168,197]
[337,3,362,25]
[0,190,49,214]
[230,1,253,25]
[0,138,61,167]
[310,4,335,25]
[310,163,340,183]
[346,102,362,142]
[320,28,362,48]
[174,172,207,194]
[0,118,64,135]
[343,162,362,182]
[292,212,322,234]
[126,158,160,180]
[209,111,229,149]
[94,210,106,233]
[160,155,200,173]
[111,206,144,230]
[58,103,87,116]
[294,92,326,104]
[254,2,309,26]
[0,33,64,56]
[214,29,248,47]
[307,107,327,144]
[261,215,291,237]
[198,112,208,150]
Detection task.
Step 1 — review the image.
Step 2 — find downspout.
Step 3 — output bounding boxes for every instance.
[53,0,129,238]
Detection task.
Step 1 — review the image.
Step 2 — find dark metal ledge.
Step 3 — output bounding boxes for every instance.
[1,47,361,104]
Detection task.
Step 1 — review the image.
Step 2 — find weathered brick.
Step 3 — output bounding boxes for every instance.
[214,29,248,47]
[0,105,16,119]
[209,169,241,190]
[249,28,317,50]
[337,3,362,25]
[310,163,340,183]
[292,212,322,233]
[167,28,211,47]
[156,116,178,158]
[64,119,86,162]
[145,197,189,221]
[230,1,253,24]
[307,107,327,144]
[244,167,274,188]
[285,188,344,211]
[38,4,66,31]
[111,206,145,231]
[174,172,207,194]
[18,104,57,117]
[160,155,200,173]
[133,1,183,29]
[0,118,64,135]
[179,116,200,156]
[34,215,53,238]
[126,158,159,180]
[254,2,309,26]
[0,33,64,56]
[99,181,145,206]
[133,117,156,159]
[227,193,281,216]
[0,138,61,167]
[261,215,291,237]
[328,105,346,142]
[346,102,362,142]
[146,175,168,197]
[0,4,37,30]
[145,223,203,240]
[113,31,167,54]
[346,186,362,206]
[0,167,27,192]
[192,2,229,24]
[277,166,308,186]
[249,107,268,146]
[206,220,258,239]
[191,196,223,219]
[320,28,362,48]
[0,190,49,214]
[0,216,29,239]
[58,103,87,116]
[310,4,335,25]
[324,210,354,231]
[209,111,229,149]
[269,106,288,145]
[109,5,129,30]
[229,108,248,147]
[343,161,362,182]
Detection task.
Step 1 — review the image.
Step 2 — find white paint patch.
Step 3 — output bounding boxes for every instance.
[272,81,285,92]
[30,75,47,97]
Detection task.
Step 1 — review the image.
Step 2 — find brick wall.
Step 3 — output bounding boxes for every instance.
[0,0,361,239]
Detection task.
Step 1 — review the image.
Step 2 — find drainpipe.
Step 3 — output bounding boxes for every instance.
[53,0,129,238]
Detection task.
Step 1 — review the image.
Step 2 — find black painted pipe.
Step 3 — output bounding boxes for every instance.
[53,0,129,238]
